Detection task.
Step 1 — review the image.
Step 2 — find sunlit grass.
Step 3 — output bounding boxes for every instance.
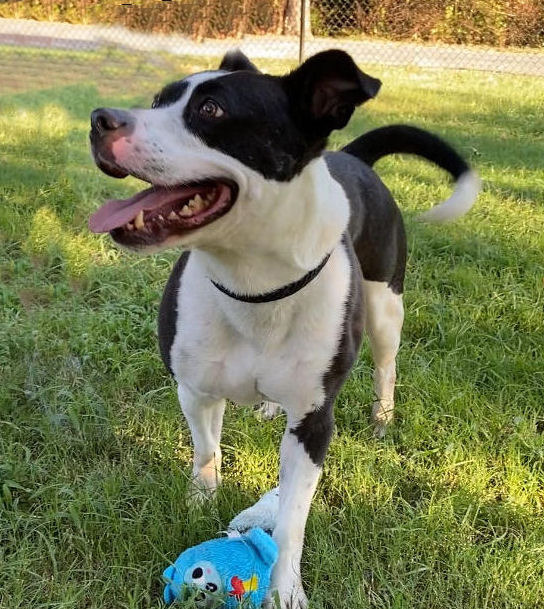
[0,45,543,608]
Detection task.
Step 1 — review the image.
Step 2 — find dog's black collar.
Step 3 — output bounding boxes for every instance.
[211,253,332,303]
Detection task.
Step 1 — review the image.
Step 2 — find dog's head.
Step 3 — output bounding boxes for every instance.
[89,50,380,252]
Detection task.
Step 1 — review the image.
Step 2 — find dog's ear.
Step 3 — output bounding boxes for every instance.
[284,50,381,136]
[219,49,260,73]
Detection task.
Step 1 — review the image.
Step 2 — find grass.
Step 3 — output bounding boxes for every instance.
[1,45,544,609]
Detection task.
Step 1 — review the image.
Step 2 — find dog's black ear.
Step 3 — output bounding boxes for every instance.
[284,50,381,136]
[219,49,260,73]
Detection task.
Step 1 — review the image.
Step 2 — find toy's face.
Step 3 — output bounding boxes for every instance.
[183,560,223,607]
[164,528,278,607]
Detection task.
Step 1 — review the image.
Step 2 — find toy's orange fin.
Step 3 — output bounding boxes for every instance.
[229,576,246,598]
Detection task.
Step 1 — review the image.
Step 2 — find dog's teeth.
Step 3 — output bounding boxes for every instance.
[126,222,134,231]
[134,210,145,229]
[168,211,177,221]
[158,214,164,221]
[192,195,206,212]
[179,206,193,217]
[205,192,214,202]
[187,199,197,210]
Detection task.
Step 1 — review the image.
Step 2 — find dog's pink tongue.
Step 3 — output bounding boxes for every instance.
[88,185,202,233]
[88,188,153,233]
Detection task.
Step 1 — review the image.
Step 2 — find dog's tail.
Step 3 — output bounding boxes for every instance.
[342,124,481,223]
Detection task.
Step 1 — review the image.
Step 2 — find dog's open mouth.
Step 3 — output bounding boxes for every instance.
[88,180,237,246]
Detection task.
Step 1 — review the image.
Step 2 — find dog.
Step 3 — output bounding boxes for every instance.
[88,49,480,607]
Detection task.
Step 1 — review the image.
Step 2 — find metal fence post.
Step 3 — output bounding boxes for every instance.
[299,0,306,64]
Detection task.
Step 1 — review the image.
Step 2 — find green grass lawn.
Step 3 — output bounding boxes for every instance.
[1,45,543,609]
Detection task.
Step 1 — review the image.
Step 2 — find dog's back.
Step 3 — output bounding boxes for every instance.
[325,149,407,294]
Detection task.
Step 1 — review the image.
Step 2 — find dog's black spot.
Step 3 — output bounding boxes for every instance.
[291,237,363,467]
[325,152,406,294]
[182,51,380,181]
[183,72,325,181]
[192,567,203,579]
[158,252,190,375]
[322,236,365,395]
[152,81,189,108]
[291,408,334,467]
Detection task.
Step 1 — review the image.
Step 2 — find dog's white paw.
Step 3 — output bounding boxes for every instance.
[186,478,218,506]
[186,464,222,506]
[267,574,308,609]
[371,399,394,438]
[228,487,279,533]
[255,400,282,420]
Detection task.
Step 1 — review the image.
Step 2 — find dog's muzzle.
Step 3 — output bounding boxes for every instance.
[90,107,134,179]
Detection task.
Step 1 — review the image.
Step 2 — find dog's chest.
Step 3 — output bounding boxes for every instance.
[169,246,351,408]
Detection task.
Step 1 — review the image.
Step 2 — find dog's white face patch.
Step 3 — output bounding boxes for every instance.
[110,72,234,185]
[88,71,261,251]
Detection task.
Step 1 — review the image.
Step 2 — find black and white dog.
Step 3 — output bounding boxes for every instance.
[89,50,480,607]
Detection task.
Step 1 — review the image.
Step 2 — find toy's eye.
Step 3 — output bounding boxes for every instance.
[199,99,224,118]
[192,567,204,579]
[184,560,222,598]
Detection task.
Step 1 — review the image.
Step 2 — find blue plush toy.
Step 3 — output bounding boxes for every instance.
[163,528,278,607]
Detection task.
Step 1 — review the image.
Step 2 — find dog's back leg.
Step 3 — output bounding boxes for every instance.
[177,383,225,502]
[363,279,404,438]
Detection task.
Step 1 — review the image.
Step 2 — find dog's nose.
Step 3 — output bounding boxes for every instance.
[91,108,132,134]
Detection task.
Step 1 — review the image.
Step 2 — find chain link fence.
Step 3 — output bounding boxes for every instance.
[0,0,543,95]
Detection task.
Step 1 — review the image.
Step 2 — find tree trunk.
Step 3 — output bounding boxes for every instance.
[282,0,312,36]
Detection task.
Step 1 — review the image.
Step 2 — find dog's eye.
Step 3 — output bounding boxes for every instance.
[199,99,224,118]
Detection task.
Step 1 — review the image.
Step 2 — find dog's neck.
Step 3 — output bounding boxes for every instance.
[193,157,350,296]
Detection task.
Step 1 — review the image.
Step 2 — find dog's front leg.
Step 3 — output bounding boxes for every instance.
[269,406,333,609]
[177,383,225,502]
